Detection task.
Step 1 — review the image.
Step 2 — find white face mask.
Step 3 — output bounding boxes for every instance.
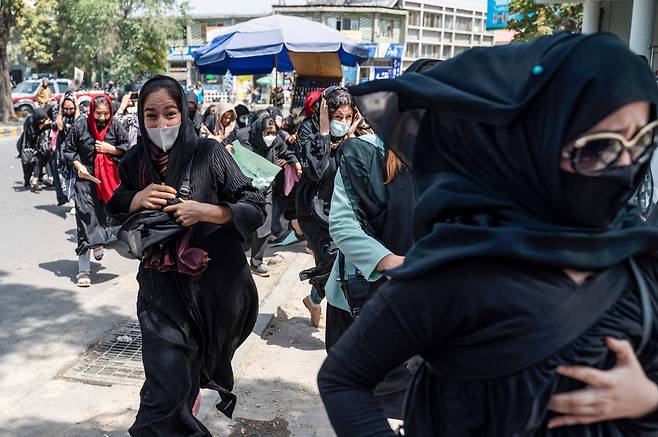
[146,124,180,152]
[263,134,277,147]
[330,120,350,137]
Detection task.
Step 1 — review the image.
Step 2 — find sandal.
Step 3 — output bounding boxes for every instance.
[76,272,91,288]
[93,246,104,261]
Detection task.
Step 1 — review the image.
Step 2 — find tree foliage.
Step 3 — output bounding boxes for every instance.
[0,0,25,121]
[18,0,59,68]
[507,0,583,41]
[15,0,187,86]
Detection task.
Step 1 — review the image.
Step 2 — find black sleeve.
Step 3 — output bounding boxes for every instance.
[317,277,451,437]
[211,143,266,241]
[297,120,332,182]
[62,121,81,164]
[219,129,238,148]
[277,137,299,165]
[111,120,130,154]
[107,148,141,215]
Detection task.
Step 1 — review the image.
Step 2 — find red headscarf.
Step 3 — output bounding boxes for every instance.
[88,94,120,203]
[303,89,323,118]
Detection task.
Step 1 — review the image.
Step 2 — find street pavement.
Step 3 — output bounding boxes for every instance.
[0,135,330,436]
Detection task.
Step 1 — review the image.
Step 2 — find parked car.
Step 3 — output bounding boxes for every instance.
[12,79,105,117]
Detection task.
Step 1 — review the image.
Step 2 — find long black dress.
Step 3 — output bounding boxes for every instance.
[318,257,658,436]
[108,75,265,436]
[63,117,129,254]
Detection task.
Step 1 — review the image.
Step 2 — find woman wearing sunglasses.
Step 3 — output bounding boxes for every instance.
[318,33,658,436]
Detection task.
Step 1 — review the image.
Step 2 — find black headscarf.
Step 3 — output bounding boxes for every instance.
[235,104,250,129]
[248,114,276,157]
[404,58,440,74]
[137,75,197,191]
[350,32,658,278]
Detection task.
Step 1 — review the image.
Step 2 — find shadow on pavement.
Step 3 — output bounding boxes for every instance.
[0,273,128,364]
[0,415,132,437]
[262,307,325,351]
[34,203,70,220]
[39,259,119,284]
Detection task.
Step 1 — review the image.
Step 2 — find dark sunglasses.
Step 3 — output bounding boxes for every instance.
[563,119,658,175]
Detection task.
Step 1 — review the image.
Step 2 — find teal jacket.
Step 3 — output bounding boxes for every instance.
[325,135,392,311]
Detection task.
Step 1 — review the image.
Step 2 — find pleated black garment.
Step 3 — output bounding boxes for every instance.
[63,117,129,254]
[318,257,658,436]
[108,75,265,436]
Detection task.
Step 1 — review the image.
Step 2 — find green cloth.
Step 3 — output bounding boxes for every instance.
[230,140,282,190]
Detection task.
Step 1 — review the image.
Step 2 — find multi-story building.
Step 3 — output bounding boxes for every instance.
[402,0,495,70]
[272,1,408,82]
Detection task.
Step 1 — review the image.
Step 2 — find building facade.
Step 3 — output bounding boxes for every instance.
[272,1,408,82]
[402,0,495,70]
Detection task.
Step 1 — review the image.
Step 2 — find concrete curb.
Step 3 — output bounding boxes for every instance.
[196,249,313,422]
[0,126,21,138]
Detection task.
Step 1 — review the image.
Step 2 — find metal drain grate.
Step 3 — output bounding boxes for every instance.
[59,319,144,386]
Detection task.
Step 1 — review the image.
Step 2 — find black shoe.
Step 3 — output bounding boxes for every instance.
[251,264,270,277]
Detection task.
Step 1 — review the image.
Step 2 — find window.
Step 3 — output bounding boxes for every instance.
[444,16,454,30]
[409,10,421,26]
[14,81,39,94]
[406,43,419,58]
[380,19,394,37]
[423,12,442,28]
[336,18,359,31]
[454,46,467,56]
[57,81,70,92]
[442,46,452,58]
[455,17,472,32]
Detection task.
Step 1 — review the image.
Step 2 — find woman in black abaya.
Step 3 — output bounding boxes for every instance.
[318,33,658,436]
[108,75,265,436]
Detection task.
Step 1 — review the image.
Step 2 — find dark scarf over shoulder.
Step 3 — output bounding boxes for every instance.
[350,32,658,278]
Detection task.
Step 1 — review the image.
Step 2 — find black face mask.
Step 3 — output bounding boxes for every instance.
[561,164,642,228]
[188,110,197,121]
[96,119,108,129]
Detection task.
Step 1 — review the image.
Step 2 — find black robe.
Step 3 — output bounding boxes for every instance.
[108,74,265,436]
[63,117,129,254]
[52,114,78,205]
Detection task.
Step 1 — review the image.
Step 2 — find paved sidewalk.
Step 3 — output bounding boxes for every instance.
[204,255,335,437]
[0,120,23,138]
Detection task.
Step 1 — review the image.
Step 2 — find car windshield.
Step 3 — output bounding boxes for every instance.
[13,82,39,94]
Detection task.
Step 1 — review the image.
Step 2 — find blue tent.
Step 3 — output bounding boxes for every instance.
[192,15,369,75]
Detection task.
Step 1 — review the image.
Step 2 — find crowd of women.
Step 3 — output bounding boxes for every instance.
[15,30,658,435]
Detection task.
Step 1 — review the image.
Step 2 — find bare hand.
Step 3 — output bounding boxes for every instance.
[287,133,298,145]
[163,200,206,227]
[276,158,287,168]
[95,140,116,155]
[376,254,405,273]
[319,99,330,135]
[347,110,361,138]
[225,144,234,154]
[74,162,93,181]
[119,93,131,113]
[131,183,177,211]
[295,162,302,177]
[548,337,658,429]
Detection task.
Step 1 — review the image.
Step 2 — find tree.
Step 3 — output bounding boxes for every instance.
[0,0,24,122]
[507,0,583,41]
[56,0,186,87]
[18,0,59,70]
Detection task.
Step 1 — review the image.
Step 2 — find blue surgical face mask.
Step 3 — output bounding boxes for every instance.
[330,120,350,137]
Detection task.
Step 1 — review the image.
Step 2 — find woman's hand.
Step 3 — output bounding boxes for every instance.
[295,162,303,176]
[163,200,206,227]
[95,140,117,155]
[376,254,405,273]
[319,99,330,135]
[163,201,232,226]
[276,158,287,168]
[548,337,658,429]
[130,183,177,212]
[347,110,362,138]
[225,144,234,154]
[73,161,93,181]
